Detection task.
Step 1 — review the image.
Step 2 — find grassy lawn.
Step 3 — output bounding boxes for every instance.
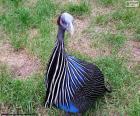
[0,0,140,115]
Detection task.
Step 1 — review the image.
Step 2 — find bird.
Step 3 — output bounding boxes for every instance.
[44,12,111,116]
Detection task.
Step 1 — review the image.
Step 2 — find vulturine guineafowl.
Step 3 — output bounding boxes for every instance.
[44,12,111,115]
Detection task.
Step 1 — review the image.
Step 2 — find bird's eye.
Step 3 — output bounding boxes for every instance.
[61,19,67,25]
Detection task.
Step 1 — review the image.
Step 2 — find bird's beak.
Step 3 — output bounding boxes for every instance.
[68,23,74,36]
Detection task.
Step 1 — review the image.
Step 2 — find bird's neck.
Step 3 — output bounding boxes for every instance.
[57,26,65,44]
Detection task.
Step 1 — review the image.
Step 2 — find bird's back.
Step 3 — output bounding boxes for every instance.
[67,56,107,112]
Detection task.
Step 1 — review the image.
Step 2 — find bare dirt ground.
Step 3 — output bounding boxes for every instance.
[67,2,114,57]
[28,28,39,40]
[0,41,40,79]
[119,40,140,68]
[56,0,80,4]
[68,18,111,57]
[130,41,140,62]
[24,0,38,8]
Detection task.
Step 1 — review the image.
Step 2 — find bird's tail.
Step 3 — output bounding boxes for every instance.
[105,81,112,93]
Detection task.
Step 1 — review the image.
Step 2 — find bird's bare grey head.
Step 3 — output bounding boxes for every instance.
[57,12,74,35]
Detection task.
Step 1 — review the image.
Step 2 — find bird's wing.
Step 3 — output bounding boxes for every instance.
[66,55,107,112]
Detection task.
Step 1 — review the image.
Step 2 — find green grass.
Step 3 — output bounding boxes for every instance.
[112,9,140,30]
[87,31,127,54]
[94,7,140,41]
[105,33,127,53]
[66,2,91,16]
[0,0,140,115]
[97,0,118,6]
[0,65,45,113]
[95,8,139,29]
[10,33,28,50]
[1,0,23,8]
[95,15,109,25]
[95,57,131,87]
[1,7,31,32]
[0,0,57,57]
[1,0,56,32]
[127,92,140,116]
